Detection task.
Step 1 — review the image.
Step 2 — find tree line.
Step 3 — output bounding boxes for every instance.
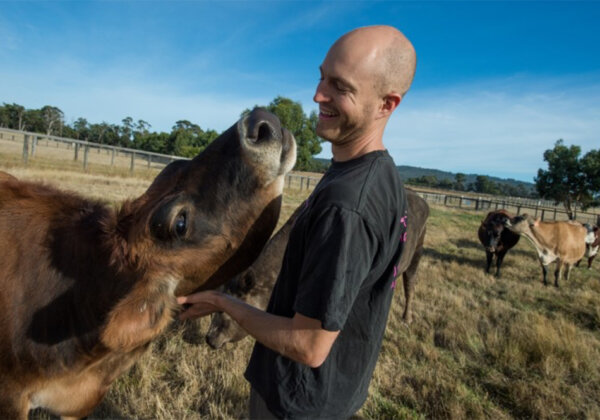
[407,173,536,198]
[0,97,325,172]
[2,102,598,215]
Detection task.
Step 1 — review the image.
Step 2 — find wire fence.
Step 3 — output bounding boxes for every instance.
[413,190,600,225]
[0,127,322,191]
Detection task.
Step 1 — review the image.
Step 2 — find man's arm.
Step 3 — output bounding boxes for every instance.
[177,291,339,368]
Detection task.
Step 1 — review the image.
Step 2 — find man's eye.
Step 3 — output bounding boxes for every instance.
[335,83,349,92]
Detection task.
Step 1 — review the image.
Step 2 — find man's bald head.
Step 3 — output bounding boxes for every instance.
[331,25,416,97]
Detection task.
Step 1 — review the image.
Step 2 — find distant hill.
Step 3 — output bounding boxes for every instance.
[313,158,536,193]
[395,165,535,192]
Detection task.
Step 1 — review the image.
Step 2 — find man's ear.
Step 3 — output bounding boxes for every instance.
[378,92,402,118]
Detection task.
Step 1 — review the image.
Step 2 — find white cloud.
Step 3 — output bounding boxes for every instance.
[383,76,600,182]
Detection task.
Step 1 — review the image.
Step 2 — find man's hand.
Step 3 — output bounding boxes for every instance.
[177,290,222,320]
[176,289,339,367]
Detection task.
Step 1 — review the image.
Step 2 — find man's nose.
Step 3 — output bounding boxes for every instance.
[313,81,329,103]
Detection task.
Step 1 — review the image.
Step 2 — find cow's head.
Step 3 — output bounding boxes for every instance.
[112,108,296,296]
[504,214,537,235]
[482,212,509,252]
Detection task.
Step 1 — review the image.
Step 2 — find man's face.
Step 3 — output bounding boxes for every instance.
[313,41,381,145]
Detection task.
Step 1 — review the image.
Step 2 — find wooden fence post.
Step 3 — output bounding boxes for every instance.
[300,177,304,191]
[147,154,152,169]
[83,146,89,171]
[22,135,29,165]
[111,148,116,166]
[31,136,37,157]
[541,209,545,221]
[74,143,79,161]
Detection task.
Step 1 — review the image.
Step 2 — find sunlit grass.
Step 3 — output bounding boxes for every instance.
[3,157,600,419]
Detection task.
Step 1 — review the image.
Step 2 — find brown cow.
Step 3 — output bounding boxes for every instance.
[205,189,429,349]
[0,108,296,419]
[504,214,587,287]
[477,209,520,277]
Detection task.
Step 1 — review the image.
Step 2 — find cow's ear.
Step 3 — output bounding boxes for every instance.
[532,218,540,227]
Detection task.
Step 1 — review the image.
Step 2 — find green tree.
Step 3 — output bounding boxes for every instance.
[454,172,466,191]
[41,106,64,136]
[167,120,213,157]
[0,104,9,127]
[535,140,600,219]
[474,175,499,194]
[120,117,135,144]
[437,178,453,190]
[135,131,170,154]
[244,97,323,171]
[4,103,26,130]
[23,109,44,133]
[72,118,90,140]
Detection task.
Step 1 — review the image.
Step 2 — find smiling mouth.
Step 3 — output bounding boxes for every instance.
[319,109,338,119]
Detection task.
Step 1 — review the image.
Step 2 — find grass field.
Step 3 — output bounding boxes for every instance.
[2,160,599,419]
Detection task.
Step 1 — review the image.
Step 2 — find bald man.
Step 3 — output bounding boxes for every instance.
[178,25,417,419]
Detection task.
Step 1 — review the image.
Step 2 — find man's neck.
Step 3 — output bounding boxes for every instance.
[331,131,385,162]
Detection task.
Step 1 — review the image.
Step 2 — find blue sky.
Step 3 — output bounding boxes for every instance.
[1,1,599,182]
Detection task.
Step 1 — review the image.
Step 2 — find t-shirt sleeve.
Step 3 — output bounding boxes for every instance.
[293,205,379,331]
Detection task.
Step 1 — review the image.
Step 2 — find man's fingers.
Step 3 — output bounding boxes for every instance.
[178,304,215,321]
[177,295,196,305]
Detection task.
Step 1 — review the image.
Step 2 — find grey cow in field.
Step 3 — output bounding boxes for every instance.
[205,188,430,349]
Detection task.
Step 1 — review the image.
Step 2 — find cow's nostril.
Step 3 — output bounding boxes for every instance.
[253,121,273,144]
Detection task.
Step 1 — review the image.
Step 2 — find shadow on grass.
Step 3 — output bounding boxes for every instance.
[535,295,600,332]
[423,247,483,271]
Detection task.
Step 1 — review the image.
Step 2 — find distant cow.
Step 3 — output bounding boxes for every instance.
[0,109,296,419]
[504,214,587,287]
[577,224,599,269]
[477,209,520,277]
[205,189,429,349]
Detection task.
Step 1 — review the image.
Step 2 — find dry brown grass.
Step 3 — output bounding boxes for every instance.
[3,156,600,420]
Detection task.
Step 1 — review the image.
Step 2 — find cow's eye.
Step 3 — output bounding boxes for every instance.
[174,212,187,237]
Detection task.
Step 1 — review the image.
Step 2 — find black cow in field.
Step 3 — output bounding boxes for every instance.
[478,209,520,277]
[0,109,296,420]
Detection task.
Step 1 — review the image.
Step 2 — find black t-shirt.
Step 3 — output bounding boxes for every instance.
[245,150,408,420]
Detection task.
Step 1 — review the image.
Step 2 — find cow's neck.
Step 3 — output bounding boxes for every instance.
[523,224,555,253]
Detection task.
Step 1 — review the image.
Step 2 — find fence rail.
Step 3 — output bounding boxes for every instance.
[412,189,600,226]
[0,127,322,191]
[2,127,598,225]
